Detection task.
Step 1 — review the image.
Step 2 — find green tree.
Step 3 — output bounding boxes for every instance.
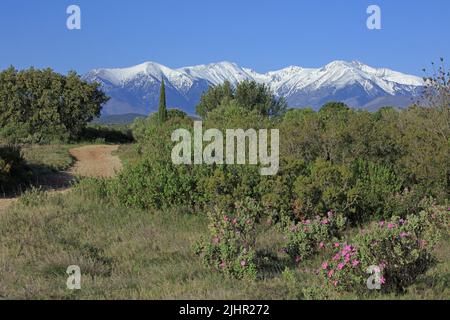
[196,80,287,119]
[196,81,234,118]
[158,78,167,124]
[0,67,108,143]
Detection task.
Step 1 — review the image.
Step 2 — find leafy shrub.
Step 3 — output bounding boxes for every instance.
[351,159,403,220]
[293,159,358,220]
[197,165,261,210]
[257,157,306,222]
[319,206,448,294]
[282,211,346,263]
[0,145,30,193]
[80,125,134,144]
[0,67,108,143]
[194,198,261,279]
[112,160,197,210]
[383,188,429,218]
[293,158,410,223]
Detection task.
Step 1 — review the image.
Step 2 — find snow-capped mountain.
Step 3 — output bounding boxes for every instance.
[83,60,424,115]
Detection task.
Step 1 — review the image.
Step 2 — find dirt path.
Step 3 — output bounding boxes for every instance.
[69,145,122,178]
[0,144,122,214]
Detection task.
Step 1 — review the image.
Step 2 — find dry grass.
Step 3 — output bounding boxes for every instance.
[0,189,448,300]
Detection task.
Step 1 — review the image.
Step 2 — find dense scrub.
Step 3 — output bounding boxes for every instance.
[72,73,449,297]
[1,65,448,299]
[0,67,108,144]
[85,101,449,224]
[0,145,30,194]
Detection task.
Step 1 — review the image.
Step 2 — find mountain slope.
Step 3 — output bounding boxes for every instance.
[83,60,424,115]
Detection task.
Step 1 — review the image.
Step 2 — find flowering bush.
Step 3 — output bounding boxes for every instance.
[282,211,346,263]
[320,206,448,294]
[194,198,261,279]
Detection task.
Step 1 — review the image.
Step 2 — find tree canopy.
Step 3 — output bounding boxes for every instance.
[196,80,287,118]
[0,67,109,143]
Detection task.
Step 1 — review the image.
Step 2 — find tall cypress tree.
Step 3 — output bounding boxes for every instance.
[158,78,167,124]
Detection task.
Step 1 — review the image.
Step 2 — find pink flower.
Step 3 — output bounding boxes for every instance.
[334,243,340,248]
[399,232,408,238]
[322,262,329,270]
[219,261,226,269]
[295,256,301,263]
[232,218,238,225]
[303,219,311,225]
[327,211,334,218]
[352,260,360,267]
[344,255,350,263]
[322,218,329,225]
[387,223,395,230]
[240,260,247,267]
[379,276,386,285]
[327,269,334,278]
[333,280,338,287]
[224,216,229,222]
[379,221,385,227]
[212,236,220,244]
[319,242,325,249]
[333,254,340,261]
[337,263,345,270]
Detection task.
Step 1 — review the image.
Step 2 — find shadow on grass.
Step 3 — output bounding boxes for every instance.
[0,163,74,198]
[256,249,294,280]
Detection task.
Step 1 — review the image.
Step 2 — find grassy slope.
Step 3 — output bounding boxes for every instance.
[0,190,448,300]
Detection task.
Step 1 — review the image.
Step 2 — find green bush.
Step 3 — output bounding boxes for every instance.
[0,67,108,144]
[112,160,197,210]
[293,159,358,220]
[282,211,346,263]
[319,205,448,294]
[0,145,30,193]
[194,198,261,279]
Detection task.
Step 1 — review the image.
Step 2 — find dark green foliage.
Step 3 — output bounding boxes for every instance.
[78,72,449,225]
[0,67,109,144]
[0,145,30,194]
[196,81,234,118]
[80,125,134,144]
[158,78,167,124]
[196,80,287,119]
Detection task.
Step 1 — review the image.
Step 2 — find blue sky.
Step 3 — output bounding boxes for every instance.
[0,0,448,76]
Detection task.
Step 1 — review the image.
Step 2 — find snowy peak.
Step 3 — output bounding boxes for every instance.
[84,60,424,115]
[178,61,253,86]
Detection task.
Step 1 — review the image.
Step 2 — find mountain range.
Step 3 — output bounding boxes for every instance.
[83,60,425,116]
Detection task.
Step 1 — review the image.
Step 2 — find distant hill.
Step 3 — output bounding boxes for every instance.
[83,60,424,115]
[92,113,146,125]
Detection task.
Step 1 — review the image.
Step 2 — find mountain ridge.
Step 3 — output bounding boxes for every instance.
[83,60,424,115]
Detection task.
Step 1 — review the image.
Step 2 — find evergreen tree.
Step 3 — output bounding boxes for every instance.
[158,78,167,124]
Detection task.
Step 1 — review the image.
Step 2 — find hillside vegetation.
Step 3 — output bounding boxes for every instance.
[0,63,448,299]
